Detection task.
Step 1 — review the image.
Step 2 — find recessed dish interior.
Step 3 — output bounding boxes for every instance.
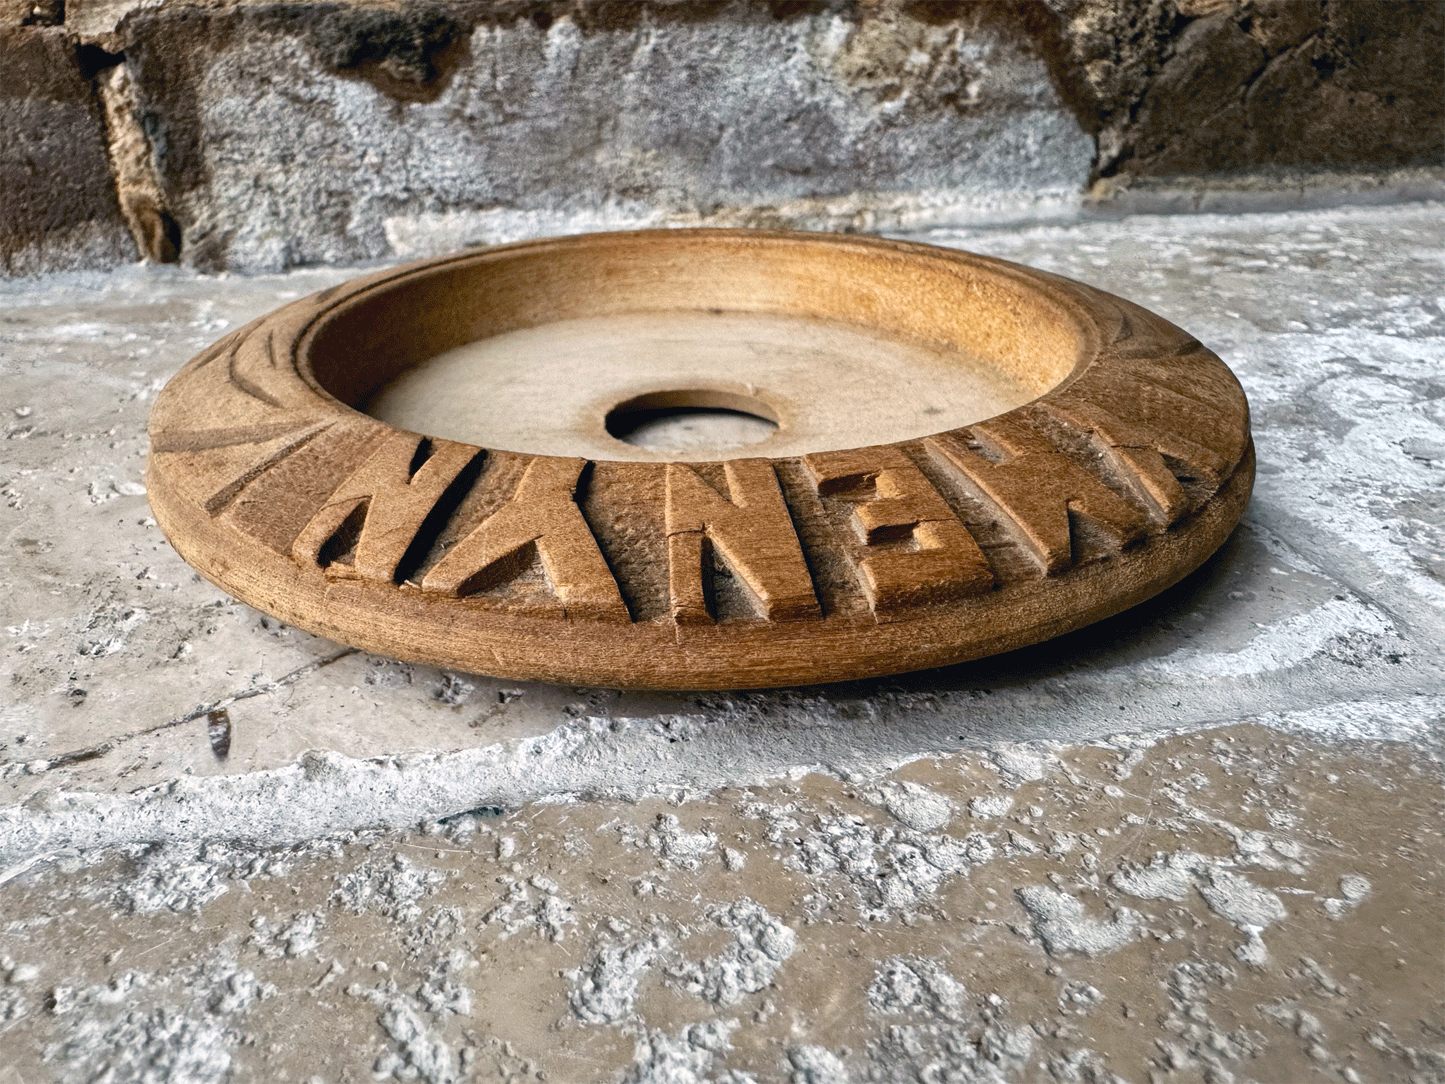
[303,232,1090,461]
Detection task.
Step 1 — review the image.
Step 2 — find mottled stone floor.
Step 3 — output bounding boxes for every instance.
[2,202,1442,1082]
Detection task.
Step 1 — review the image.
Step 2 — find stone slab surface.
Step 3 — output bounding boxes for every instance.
[1057,0,1445,183]
[1,724,1439,1083]
[1,203,1442,1081]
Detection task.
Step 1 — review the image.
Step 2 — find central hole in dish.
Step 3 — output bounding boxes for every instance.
[604,389,779,455]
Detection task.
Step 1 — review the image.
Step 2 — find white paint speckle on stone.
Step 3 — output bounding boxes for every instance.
[880,782,954,831]
[1016,886,1141,958]
[969,795,1014,820]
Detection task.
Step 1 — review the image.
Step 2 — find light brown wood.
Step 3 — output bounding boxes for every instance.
[146,229,1254,689]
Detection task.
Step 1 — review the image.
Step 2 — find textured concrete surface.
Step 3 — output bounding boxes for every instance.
[1,725,1440,1083]
[2,203,1443,1080]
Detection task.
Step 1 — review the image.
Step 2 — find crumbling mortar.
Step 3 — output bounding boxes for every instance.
[94,58,182,263]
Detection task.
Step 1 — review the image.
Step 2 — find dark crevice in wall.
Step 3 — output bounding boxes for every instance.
[87,41,183,264]
[307,5,469,103]
[74,41,121,79]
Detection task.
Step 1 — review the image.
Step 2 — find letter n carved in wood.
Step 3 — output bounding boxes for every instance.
[803,447,992,614]
[665,460,820,624]
[421,456,629,622]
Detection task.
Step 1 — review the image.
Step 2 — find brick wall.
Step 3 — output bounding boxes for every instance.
[2,0,1441,275]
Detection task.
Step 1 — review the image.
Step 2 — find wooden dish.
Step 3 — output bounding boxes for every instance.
[146,229,1253,689]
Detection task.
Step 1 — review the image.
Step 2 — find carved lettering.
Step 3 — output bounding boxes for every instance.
[292,431,483,583]
[927,416,1150,575]
[665,460,820,624]
[421,456,629,622]
[804,447,992,613]
[1036,399,1189,525]
[1052,369,1245,484]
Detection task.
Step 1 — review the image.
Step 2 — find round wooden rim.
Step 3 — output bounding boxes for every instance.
[146,229,1254,689]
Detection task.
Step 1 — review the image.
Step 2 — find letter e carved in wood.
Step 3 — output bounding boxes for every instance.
[292,431,483,583]
[665,460,821,624]
[421,456,629,622]
[803,447,993,614]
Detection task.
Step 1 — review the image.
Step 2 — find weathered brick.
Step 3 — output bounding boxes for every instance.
[0,26,134,274]
[1052,0,1445,183]
[114,2,1092,272]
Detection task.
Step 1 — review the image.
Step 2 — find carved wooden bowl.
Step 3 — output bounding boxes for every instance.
[146,229,1253,689]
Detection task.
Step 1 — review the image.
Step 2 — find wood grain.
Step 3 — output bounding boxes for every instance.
[146,229,1254,689]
